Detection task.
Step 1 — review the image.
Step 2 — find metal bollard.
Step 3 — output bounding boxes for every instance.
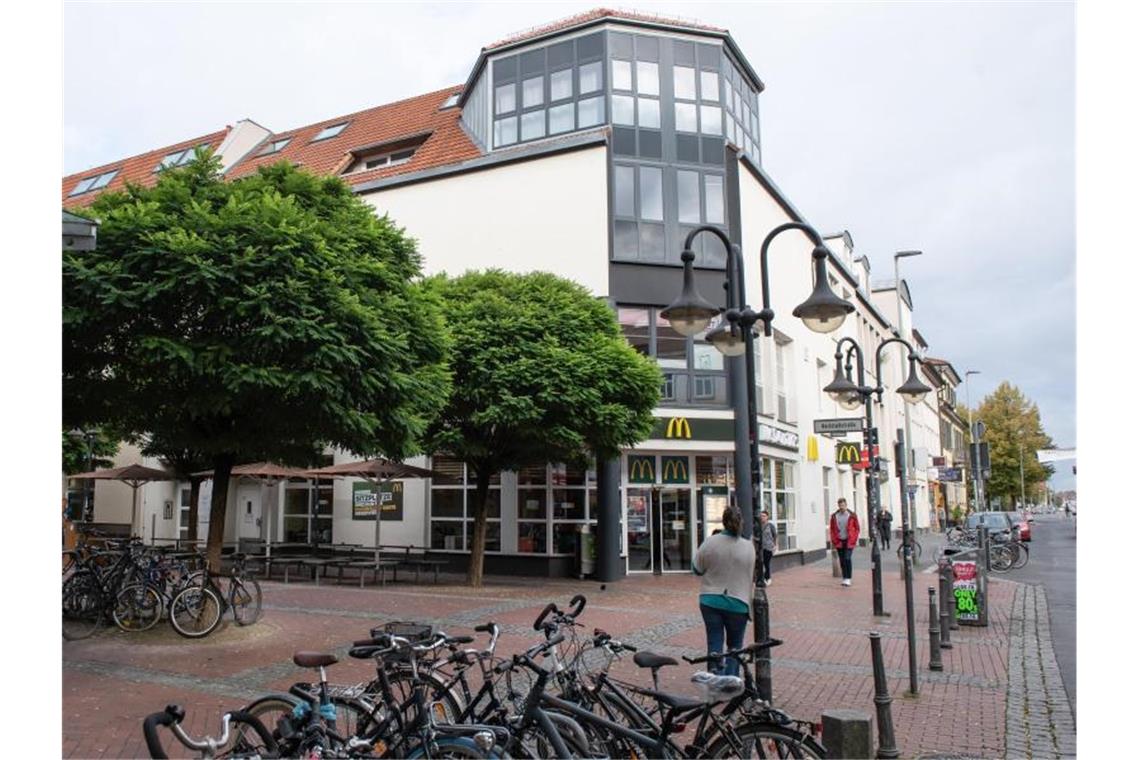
[753,585,772,703]
[869,632,900,759]
[942,561,959,631]
[927,587,943,671]
[939,570,954,649]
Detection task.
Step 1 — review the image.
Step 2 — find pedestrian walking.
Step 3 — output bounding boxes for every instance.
[692,505,755,676]
[878,507,893,549]
[829,498,860,587]
[757,509,777,586]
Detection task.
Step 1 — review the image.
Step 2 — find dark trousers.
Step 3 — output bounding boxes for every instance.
[836,546,854,579]
[880,525,891,548]
[761,549,773,581]
[699,603,749,677]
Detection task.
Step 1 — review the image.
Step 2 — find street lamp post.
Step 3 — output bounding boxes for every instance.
[824,336,931,617]
[825,335,930,694]
[894,251,923,533]
[964,370,980,513]
[663,223,855,540]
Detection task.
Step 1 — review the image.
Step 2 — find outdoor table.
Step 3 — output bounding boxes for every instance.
[335,557,400,588]
[285,556,344,585]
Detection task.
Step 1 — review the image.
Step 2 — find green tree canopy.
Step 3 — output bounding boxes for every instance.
[63,153,450,567]
[423,270,661,586]
[974,381,1055,508]
[62,427,121,475]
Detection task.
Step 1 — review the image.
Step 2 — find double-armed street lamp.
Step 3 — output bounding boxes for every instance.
[662,222,854,542]
[824,335,930,695]
[822,337,931,617]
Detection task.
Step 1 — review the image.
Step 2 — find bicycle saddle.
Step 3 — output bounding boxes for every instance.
[632,686,706,711]
[633,652,678,669]
[293,651,338,668]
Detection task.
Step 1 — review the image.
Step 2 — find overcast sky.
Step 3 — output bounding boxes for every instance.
[63,1,1076,491]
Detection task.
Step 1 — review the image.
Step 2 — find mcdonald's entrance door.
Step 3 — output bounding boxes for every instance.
[626,487,693,574]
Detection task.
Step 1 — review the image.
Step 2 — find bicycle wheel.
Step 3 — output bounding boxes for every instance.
[63,570,105,641]
[240,694,300,750]
[407,736,506,759]
[169,585,223,638]
[897,540,923,563]
[1012,542,1029,569]
[989,545,1013,572]
[222,710,279,759]
[706,722,826,759]
[230,577,262,626]
[378,664,465,726]
[113,583,163,632]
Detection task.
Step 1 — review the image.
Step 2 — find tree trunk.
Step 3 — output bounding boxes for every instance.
[187,476,202,541]
[466,468,491,587]
[206,453,235,573]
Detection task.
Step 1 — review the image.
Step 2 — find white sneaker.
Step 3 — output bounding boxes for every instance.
[842,579,851,586]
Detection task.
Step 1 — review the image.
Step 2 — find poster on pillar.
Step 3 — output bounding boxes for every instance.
[352,481,404,520]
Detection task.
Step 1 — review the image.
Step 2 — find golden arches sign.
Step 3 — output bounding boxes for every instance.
[836,441,862,465]
[665,417,692,439]
[662,456,689,484]
[628,456,655,484]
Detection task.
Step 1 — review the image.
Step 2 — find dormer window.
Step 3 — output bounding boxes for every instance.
[258,137,292,156]
[154,143,210,172]
[343,133,430,175]
[440,93,460,109]
[312,122,349,142]
[69,169,119,196]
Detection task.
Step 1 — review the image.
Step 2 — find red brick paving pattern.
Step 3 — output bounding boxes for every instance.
[63,562,1017,758]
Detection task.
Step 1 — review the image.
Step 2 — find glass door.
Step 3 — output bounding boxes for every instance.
[658,488,692,572]
[626,488,653,573]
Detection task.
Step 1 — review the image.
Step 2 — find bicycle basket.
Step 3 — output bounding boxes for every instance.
[691,671,745,703]
[370,621,435,643]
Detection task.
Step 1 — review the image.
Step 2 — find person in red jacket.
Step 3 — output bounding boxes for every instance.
[829,498,860,587]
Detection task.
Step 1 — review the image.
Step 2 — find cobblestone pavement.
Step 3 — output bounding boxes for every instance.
[62,552,1071,758]
[1005,584,1077,759]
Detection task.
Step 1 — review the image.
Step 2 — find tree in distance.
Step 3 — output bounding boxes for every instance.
[423,270,661,587]
[63,153,450,569]
[973,381,1055,509]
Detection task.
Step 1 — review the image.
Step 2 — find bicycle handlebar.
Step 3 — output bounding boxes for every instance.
[567,594,586,619]
[682,638,784,665]
[533,603,557,631]
[142,705,275,759]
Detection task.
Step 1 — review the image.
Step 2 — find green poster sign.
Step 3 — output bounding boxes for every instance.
[661,456,690,484]
[352,481,404,520]
[628,455,656,484]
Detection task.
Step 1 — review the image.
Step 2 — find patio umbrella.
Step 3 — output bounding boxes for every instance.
[68,464,174,538]
[305,459,437,563]
[192,462,312,557]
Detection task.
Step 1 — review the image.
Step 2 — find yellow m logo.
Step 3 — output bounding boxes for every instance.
[629,457,655,483]
[665,417,692,439]
[836,442,861,465]
[662,457,689,483]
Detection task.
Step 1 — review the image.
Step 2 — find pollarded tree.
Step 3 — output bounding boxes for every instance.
[63,153,451,569]
[422,270,661,587]
[975,381,1055,508]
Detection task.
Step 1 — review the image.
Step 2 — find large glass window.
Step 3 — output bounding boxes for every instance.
[578,96,604,128]
[549,103,574,134]
[612,95,635,126]
[639,167,663,221]
[551,68,573,101]
[495,84,515,114]
[760,457,798,550]
[521,110,545,141]
[616,305,728,407]
[429,456,501,552]
[522,76,544,108]
[579,61,603,94]
[517,463,597,555]
[612,59,632,91]
[636,61,659,96]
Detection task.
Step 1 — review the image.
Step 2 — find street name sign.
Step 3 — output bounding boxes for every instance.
[813,418,864,436]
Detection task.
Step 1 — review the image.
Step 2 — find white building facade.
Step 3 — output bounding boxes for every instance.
[66,9,950,577]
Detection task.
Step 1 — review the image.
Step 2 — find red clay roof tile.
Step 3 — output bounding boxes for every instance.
[62,128,230,208]
[225,85,481,189]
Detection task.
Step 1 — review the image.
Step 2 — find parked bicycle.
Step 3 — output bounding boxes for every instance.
[170,553,262,638]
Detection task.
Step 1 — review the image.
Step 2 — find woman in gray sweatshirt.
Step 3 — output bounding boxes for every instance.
[692,506,756,677]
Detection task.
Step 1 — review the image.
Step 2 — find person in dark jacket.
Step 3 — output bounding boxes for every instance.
[878,508,893,549]
[828,498,860,586]
[757,510,777,586]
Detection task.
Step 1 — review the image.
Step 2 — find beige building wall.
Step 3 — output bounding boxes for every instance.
[360,146,611,297]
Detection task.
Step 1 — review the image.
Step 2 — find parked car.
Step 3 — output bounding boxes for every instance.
[965,511,1016,540]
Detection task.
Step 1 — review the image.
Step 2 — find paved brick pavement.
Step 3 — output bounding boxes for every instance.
[62,552,1072,759]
